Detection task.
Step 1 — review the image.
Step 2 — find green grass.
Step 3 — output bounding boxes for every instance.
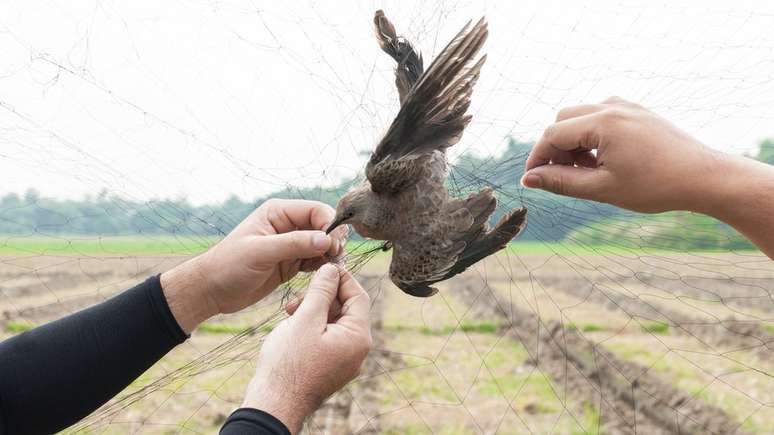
[4,321,34,333]
[572,402,603,435]
[0,236,755,257]
[0,236,218,256]
[565,322,605,333]
[197,322,273,335]
[640,321,670,335]
[386,321,499,336]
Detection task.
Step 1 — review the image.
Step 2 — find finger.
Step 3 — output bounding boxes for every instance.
[285,295,302,315]
[252,230,332,263]
[327,225,349,257]
[601,95,627,104]
[286,293,343,322]
[293,264,340,325]
[521,164,609,201]
[333,269,370,331]
[555,104,605,122]
[265,199,336,233]
[525,113,603,171]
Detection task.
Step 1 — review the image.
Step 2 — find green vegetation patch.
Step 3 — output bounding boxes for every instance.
[565,322,604,333]
[565,211,756,252]
[386,321,499,336]
[0,236,217,256]
[640,321,670,335]
[197,322,273,335]
[572,402,602,435]
[4,321,34,334]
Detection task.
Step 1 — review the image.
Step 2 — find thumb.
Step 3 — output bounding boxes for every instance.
[253,230,332,263]
[293,264,341,326]
[521,165,608,200]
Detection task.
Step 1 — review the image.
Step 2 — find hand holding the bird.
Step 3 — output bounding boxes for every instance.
[160,199,349,333]
[241,264,372,434]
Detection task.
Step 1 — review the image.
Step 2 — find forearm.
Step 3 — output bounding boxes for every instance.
[0,276,187,434]
[691,153,774,258]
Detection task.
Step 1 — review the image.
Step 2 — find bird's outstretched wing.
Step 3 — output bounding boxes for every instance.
[367,15,488,195]
[374,10,424,105]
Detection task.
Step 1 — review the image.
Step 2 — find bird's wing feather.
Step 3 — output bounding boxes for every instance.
[367,16,488,195]
[374,10,424,105]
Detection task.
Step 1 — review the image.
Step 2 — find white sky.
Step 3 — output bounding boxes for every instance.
[1,0,774,204]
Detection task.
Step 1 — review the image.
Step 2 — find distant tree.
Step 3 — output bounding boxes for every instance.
[23,188,40,204]
[755,138,774,165]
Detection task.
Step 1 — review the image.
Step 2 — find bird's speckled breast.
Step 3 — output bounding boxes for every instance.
[381,151,449,241]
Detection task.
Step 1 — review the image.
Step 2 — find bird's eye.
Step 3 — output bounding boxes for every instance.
[346,211,354,218]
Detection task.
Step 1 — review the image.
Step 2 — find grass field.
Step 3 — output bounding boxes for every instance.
[1,244,773,433]
[0,235,219,256]
[0,235,759,256]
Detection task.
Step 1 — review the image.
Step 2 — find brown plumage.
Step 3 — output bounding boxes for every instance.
[326,10,528,297]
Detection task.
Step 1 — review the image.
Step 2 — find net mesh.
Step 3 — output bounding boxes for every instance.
[1,1,774,433]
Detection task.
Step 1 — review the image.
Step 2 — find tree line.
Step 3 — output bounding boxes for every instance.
[0,138,769,250]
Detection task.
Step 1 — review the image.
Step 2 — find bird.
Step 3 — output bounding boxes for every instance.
[325,10,528,297]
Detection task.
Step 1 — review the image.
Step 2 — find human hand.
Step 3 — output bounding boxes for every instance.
[241,264,372,434]
[522,96,725,213]
[160,199,349,333]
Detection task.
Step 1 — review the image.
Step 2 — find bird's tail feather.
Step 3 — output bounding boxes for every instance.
[443,207,527,280]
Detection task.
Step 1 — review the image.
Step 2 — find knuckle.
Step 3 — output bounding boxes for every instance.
[550,174,569,196]
[599,108,628,125]
[290,231,307,250]
[358,338,372,359]
[263,198,281,208]
[555,107,574,122]
[602,95,624,104]
[542,123,559,142]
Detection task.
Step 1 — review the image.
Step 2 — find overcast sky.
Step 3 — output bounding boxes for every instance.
[2,0,774,204]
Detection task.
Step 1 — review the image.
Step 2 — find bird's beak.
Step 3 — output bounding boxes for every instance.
[325,217,345,235]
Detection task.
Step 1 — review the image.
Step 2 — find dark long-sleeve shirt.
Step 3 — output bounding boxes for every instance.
[0,275,289,435]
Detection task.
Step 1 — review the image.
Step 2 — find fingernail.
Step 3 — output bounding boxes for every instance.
[312,232,330,250]
[522,173,542,188]
[318,263,338,279]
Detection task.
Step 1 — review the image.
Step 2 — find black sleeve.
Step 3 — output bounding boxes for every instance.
[0,275,187,435]
[220,408,292,435]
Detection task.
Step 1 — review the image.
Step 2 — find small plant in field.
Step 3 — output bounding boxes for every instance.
[582,323,604,332]
[641,321,670,334]
[572,402,602,435]
[565,322,604,332]
[408,322,499,336]
[197,322,272,335]
[459,322,498,334]
[4,321,34,333]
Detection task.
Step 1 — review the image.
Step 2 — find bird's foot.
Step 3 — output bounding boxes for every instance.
[381,241,393,251]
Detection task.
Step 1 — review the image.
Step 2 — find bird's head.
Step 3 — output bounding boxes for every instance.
[325,187,372,234]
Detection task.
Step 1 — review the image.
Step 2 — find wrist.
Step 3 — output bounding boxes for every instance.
[687,153,761,218]
[667,147,738,217]
[241,379,311,435]
[160,255,219,334]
